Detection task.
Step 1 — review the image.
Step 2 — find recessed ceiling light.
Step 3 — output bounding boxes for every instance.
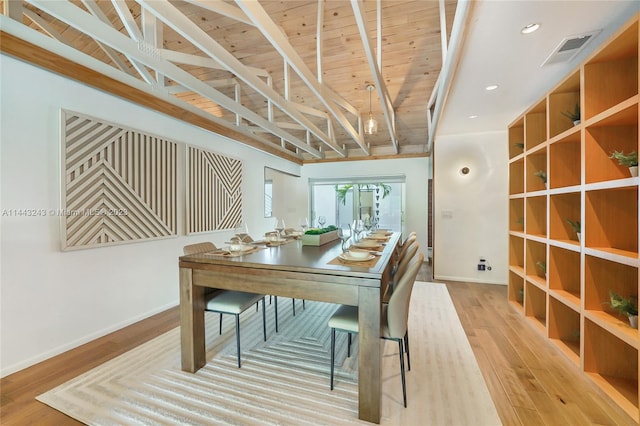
[485,84,499,91]
[521,23,540,34]
[469,115,478,119]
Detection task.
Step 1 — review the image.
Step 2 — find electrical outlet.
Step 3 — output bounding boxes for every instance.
[477,263,486,271]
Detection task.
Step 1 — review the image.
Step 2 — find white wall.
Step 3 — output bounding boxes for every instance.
[433,131,508,285]
[0,55,300,377]
[301,158,430,256]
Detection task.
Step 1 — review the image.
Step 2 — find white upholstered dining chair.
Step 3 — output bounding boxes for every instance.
[327,252,424,407]
[183,242,268,368]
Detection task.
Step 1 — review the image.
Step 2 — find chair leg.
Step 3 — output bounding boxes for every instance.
[292,298,296,316]
[302,300,306,310]
[235,314,241,368]
[274,296,279,333]
[330,328,336,390]
[262,297,267,341]
[219,313,223,335]
[404,331,411,371]
[347,333,352,357]
[398,339,407,407]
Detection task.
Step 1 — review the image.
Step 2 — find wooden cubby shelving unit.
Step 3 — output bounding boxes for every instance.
[507,14,640,422]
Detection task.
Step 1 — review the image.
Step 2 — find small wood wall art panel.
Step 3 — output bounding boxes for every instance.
[62,110,178,250]
[186,146,242,234]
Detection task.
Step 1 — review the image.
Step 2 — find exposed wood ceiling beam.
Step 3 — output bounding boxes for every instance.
[235,0,369,156]
[159,49,270,78]
[81,0,147,78]
[351,0,398,154]
[427,0,473,153]
[140,0,343,157]
[110,0,156,84]
[23,8,66,42]
[26,0,322,159]
[3,0,22,21]
[0,25,303,164]
[316,0,324,84]
[184,0,253,27]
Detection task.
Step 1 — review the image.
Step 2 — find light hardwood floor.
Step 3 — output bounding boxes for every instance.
[1,264,637,425]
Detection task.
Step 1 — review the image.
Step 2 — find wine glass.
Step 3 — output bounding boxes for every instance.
[352,219,363,242]
[274,218,285,238]
[337,224,351,252]
[363,217,372,235]
[318,215,326,228]
[299,217,309,233]
[234,222,249,240]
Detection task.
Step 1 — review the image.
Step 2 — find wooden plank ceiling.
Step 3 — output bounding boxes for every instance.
[1,0,457,163]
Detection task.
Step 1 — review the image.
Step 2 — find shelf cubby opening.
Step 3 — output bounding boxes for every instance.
[509,235,525,271]
[549,246,581,306]
[509,160,524,195]
[585,187,638,257]
[525,100,547,150]
[525,196,547,237]
[509,118,525,159]
[549,192,581,244]
[509,198,525,232]
[549,131,581,189]
[548,296,581,362]
[525,239,547,284]
[584,20,639,120]
[585,103,639,184]
[525,281,547,331]
[585,254,638,318]
[584,318,639,419]
[549,71,581,138]
[509,271,525,309]
[526,149,548,192]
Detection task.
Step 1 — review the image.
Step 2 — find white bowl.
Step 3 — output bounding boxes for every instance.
[348,250,370,259]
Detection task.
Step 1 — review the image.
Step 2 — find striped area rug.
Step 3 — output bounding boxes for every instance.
[37,282,502,425]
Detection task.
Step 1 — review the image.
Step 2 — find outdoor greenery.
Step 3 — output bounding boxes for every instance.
[335,183,392,206]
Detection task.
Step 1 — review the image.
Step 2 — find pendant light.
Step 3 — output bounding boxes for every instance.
[365,84,378,135]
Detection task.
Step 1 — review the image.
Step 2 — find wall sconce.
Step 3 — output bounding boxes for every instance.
[460,166,470,175]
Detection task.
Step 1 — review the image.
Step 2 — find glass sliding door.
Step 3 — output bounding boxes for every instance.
[309,176,405,233]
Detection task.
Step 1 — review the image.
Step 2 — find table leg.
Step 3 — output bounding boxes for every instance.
[358,285,382,423]
[180,267,206,372]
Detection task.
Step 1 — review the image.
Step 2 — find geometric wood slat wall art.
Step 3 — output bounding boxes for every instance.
[61,110,178,250]
[186,146,242,235]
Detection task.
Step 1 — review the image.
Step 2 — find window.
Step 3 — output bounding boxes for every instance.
[309,176,405,233]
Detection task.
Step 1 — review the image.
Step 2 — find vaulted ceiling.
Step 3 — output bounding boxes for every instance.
[0,0,459,164]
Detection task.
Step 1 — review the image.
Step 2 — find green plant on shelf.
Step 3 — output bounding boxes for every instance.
[561,103,580,124]
[608,290,638,317]
[609,150,638,167]
[514,142,525,151]
[566,219,580,233]
[534,170,547,184]
[535,261,546,277]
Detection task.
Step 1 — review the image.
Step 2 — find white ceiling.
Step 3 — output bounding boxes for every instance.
[438,0,640,137]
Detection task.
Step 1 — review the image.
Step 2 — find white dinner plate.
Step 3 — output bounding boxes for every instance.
[225,244,253,253]
[364,235,388,241]
[339,253,375,262]
[355,241,381,248]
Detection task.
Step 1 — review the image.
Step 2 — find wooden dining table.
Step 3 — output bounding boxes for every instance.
[178,231,400,424]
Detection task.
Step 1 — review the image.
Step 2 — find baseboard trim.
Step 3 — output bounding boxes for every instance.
[1,300,178,378]
[434,275,507,285]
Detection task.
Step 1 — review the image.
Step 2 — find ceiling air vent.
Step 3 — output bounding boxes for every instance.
[542,30,601,66]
